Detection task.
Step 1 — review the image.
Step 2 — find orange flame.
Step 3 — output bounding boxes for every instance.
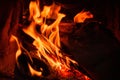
[29,0,41,22]
[10,35,22,69]
[74,10,93,23]
[28,63,42,76]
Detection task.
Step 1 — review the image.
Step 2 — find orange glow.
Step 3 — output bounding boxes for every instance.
[74,10,93,23]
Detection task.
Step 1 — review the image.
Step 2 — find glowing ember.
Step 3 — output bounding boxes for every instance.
[14,0,92,79]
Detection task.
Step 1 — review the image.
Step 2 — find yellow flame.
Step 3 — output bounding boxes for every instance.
[41,6,51,18]
[29,0,42,24]
[74,10,93,23]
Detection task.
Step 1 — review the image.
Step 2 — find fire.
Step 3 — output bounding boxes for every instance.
[74,10,93,23]
[14,0,92,79]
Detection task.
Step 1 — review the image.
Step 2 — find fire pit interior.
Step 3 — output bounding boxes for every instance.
[0,0,119,80]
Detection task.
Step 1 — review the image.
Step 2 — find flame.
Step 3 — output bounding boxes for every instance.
[47,3,61,19]
[74,10,93,23]
[15,0,92,79]
[29,0,41,22]
[10,35,22,68]
[10,35,21,62]
[28,63,42,76]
